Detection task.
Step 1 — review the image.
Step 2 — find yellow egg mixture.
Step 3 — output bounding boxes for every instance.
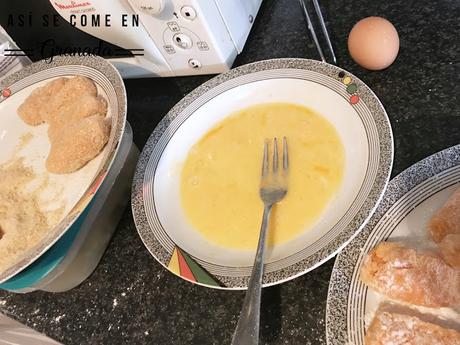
[180,103,344,250]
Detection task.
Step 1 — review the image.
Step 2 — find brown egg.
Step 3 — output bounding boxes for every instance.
[348,17,399,70]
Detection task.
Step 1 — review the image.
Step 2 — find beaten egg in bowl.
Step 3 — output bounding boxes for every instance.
[180,103,344,250]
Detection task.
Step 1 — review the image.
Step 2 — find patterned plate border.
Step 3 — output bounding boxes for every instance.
[326,144,460,344]
[131,58,394,289]
[0,56,127,283]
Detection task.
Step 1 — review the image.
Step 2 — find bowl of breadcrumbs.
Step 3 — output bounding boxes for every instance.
[0,56,126,283]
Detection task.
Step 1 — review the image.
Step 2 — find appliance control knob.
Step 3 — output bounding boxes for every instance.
[130,0,165,15]
[173,33,193,49]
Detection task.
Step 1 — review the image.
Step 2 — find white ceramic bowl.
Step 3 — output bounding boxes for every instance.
[132,58,393,289]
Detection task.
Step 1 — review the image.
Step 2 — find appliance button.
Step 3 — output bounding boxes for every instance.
[180,6,197,20]
[197,41,209,51]
[173,33,193,49]
[167,21,181,32]
[188,59,202,69]
[129,0,165,15]
[163,45,176,54]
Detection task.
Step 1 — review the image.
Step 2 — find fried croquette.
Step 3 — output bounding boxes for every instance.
[365,311,460,345]
[429,188,460,243]
[361,242,460,308]
[439,234,460,269]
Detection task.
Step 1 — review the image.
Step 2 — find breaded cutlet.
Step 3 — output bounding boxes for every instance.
[46,115,110,174]
[46,76,98,122]
[17,77,68,125]
[48,94,107,140]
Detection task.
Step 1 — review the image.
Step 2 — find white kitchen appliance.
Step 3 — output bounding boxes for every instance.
[50,0,262,78]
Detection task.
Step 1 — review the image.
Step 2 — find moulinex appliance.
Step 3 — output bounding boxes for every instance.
[2,0,262,77]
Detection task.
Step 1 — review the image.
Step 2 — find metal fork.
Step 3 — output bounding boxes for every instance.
[231,137,289,345]
[299,0,337,65]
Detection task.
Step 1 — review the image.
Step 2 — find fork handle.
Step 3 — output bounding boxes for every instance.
[231,204,273,345]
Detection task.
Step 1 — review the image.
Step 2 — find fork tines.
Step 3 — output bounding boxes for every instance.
[262,137,289,177]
